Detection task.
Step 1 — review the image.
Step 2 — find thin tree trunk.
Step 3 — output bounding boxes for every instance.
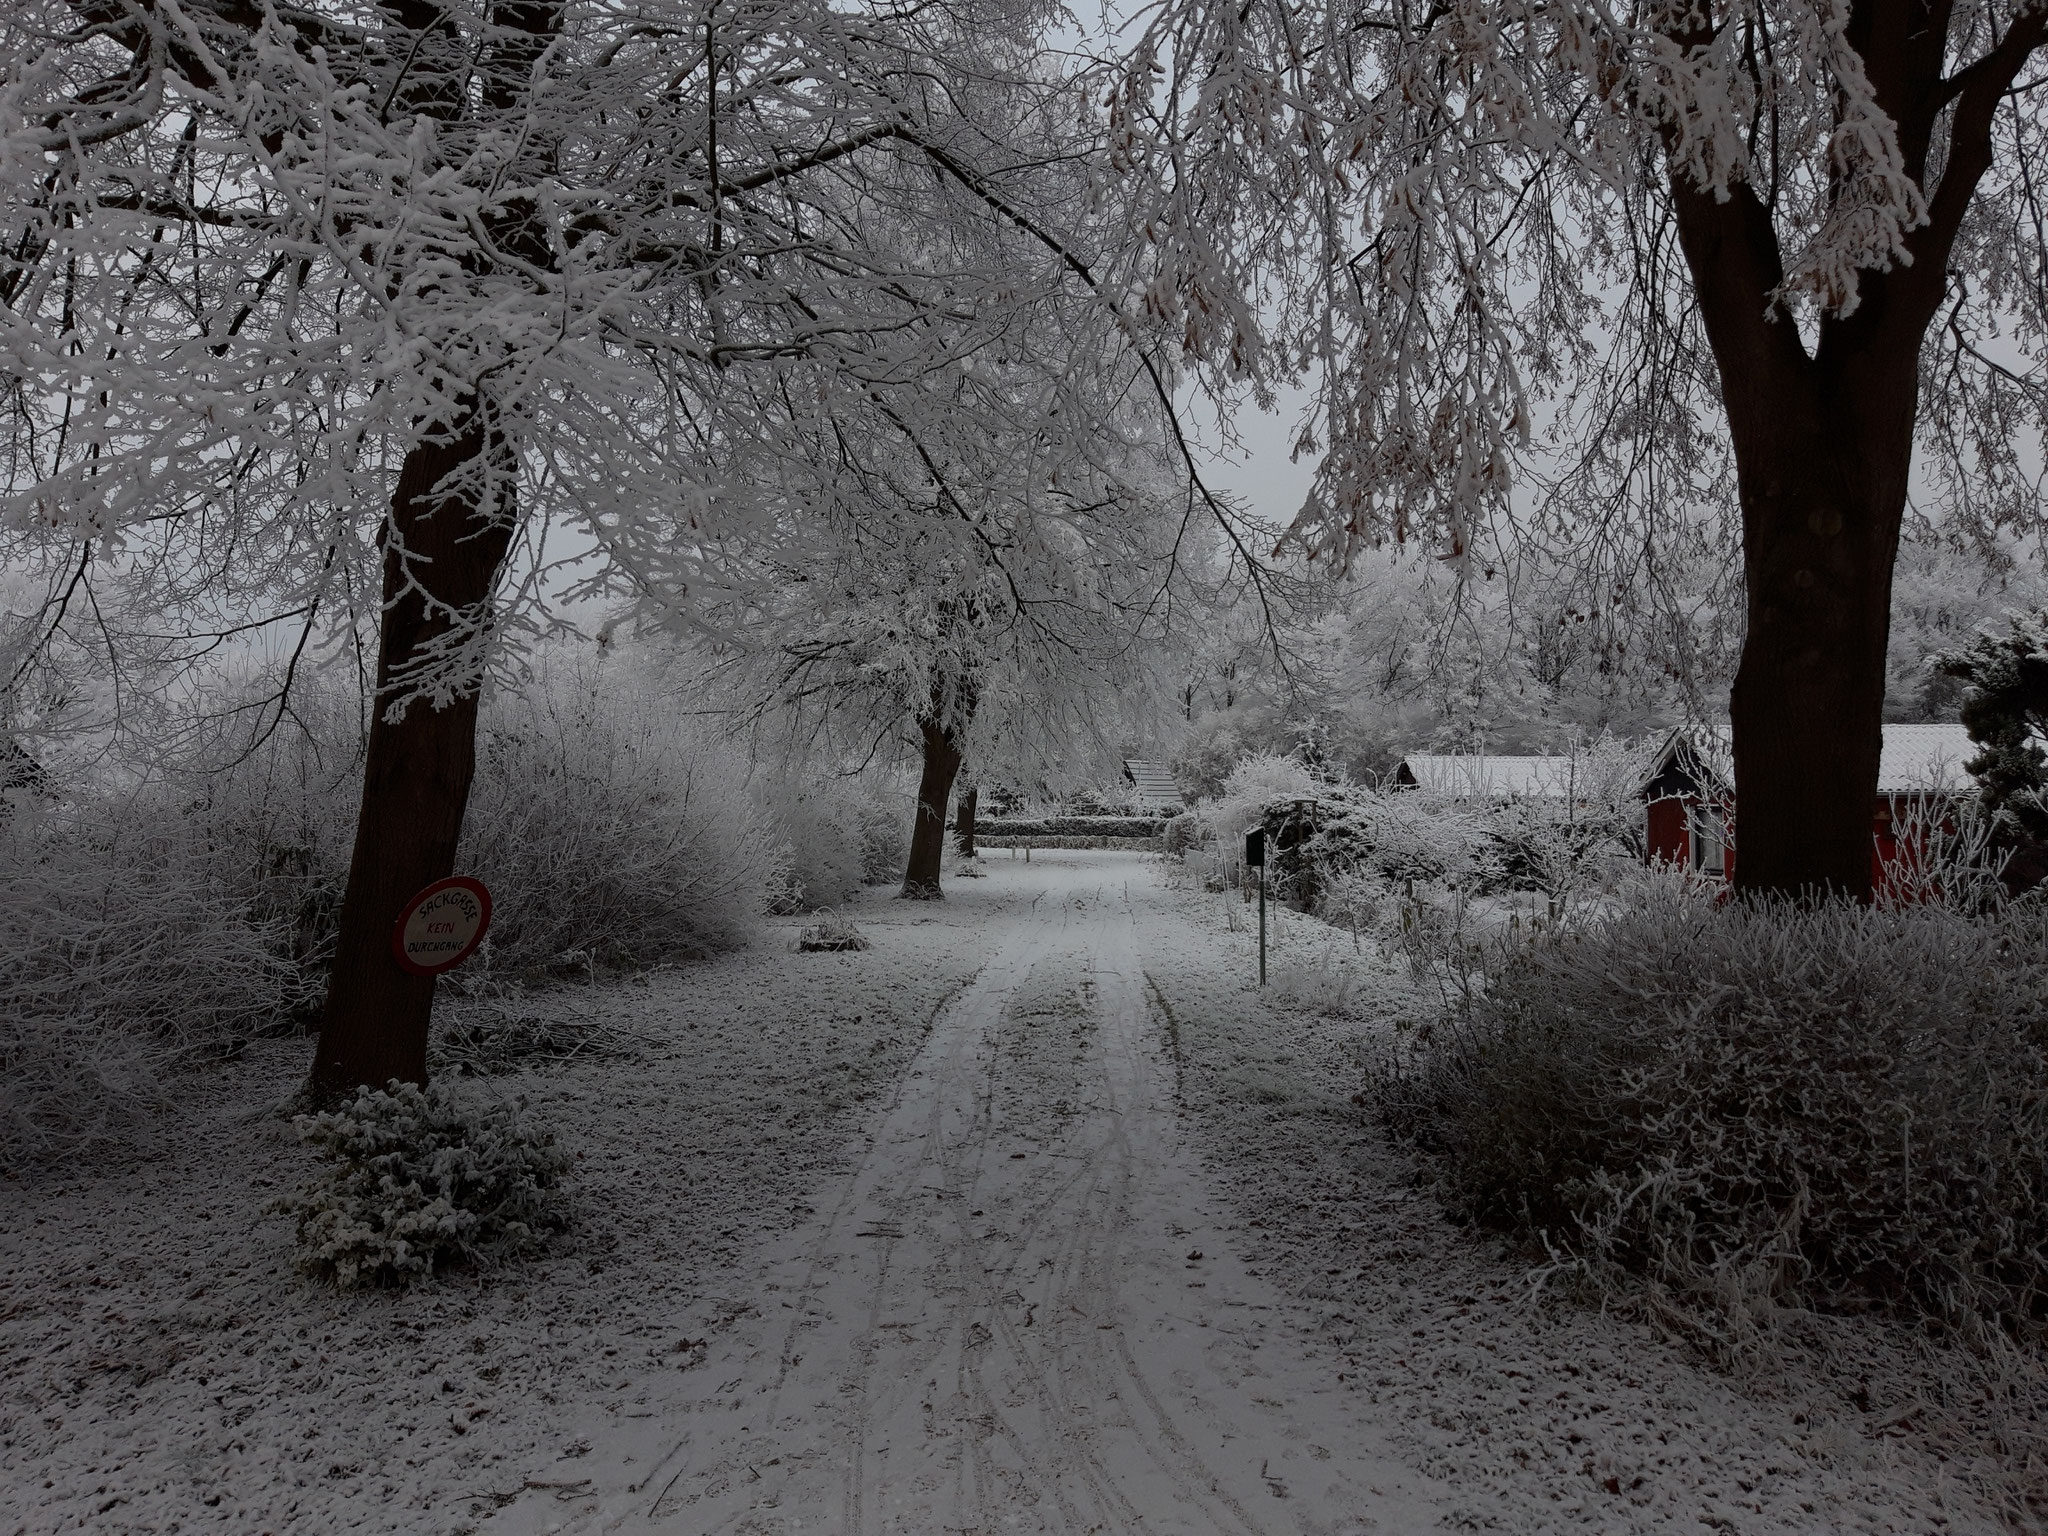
[307,410,515,1103]
[954,784,978,857]
[902,717,964,899]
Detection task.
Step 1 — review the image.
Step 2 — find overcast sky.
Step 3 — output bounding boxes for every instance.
[1184,389,1321,532]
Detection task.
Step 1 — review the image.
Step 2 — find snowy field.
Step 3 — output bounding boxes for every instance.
[0,852,2020,1534]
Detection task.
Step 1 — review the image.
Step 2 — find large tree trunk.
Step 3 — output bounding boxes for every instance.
[1669,185,1921,902]
[902,717,964,899]
[306,410,515,1103]
[954,784,978,857]
[1723,385,1909,901]
[303,0,558,1103]
[1657,3,2047,899]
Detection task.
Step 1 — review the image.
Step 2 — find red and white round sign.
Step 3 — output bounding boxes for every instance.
[391,876,493,976]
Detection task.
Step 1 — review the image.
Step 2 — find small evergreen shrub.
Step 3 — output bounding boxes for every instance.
[1376,887,2048,1350]
[798,911,871,951]
[283,1081,571,1289]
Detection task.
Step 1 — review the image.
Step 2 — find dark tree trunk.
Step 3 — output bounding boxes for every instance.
[1670,176,1920,901]
[902,717,964,899]
[306,410,515,1103]
[954,784,978,857]
[1657,0,2047,898]
[302,0,561,1103]
[1722,394,1906,901]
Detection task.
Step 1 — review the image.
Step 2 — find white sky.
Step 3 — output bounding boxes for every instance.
[1182,388,1322,532]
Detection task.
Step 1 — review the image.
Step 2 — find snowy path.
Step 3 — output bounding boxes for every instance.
[519,857,1444,1535]
[6,851,2017,1534]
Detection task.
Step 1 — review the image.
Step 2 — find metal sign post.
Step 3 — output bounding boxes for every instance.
[1243,827,1266,987]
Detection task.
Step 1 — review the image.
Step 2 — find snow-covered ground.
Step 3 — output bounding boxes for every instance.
[0,852,2024,1534]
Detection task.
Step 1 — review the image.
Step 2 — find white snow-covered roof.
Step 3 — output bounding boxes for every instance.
[1876,723,1976,793]
[1395,754,1600,799]
[1638,722,1978,798]
[1122,759,1185,811]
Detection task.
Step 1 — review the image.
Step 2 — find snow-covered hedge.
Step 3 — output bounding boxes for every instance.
[1261,789,1638,909]
[1377,887,2048,1351]
[281,1081,571,1289]
[977,815,1166,839]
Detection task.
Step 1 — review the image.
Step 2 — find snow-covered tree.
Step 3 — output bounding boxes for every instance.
[1113,0,2048,898]
[1936,607,2048,840]
[714,395,1202,898]
[1884,528,2048,719]
[0,0,1204,1097]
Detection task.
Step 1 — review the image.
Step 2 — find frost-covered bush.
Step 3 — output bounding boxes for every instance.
[761,777,907,911]
[1377,886,2048,1349]
[0,991,165,1174]
[0,783,330,1169]
[1161,810,1204,857]
[1175,751,1324,889]
[1263,789,1486,906]
[283,1081,571,1289]
[798,910,871,951]
[1879,790,2016,912]
[854,786,909,883]
[1271,780,1638,908]
[460,667,777,973]
[1169,743,1643,919]
[767,789,867,911]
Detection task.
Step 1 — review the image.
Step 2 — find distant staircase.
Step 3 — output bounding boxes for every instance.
[1121,759,1184,813]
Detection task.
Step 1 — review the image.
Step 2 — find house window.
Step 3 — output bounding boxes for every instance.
[1691,808,1726,877]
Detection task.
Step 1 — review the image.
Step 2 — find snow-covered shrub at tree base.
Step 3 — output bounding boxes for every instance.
[283,1081,571,1290]
[458,667,776,975]
[1377,885,2048,1351]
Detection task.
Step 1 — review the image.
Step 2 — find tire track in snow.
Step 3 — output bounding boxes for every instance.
[523,854,1445,1535]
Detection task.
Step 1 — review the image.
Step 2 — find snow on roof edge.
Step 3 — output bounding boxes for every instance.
[1631,722,1979,797]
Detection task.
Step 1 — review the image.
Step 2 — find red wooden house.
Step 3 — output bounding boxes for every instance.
[1638,724,1976,889]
